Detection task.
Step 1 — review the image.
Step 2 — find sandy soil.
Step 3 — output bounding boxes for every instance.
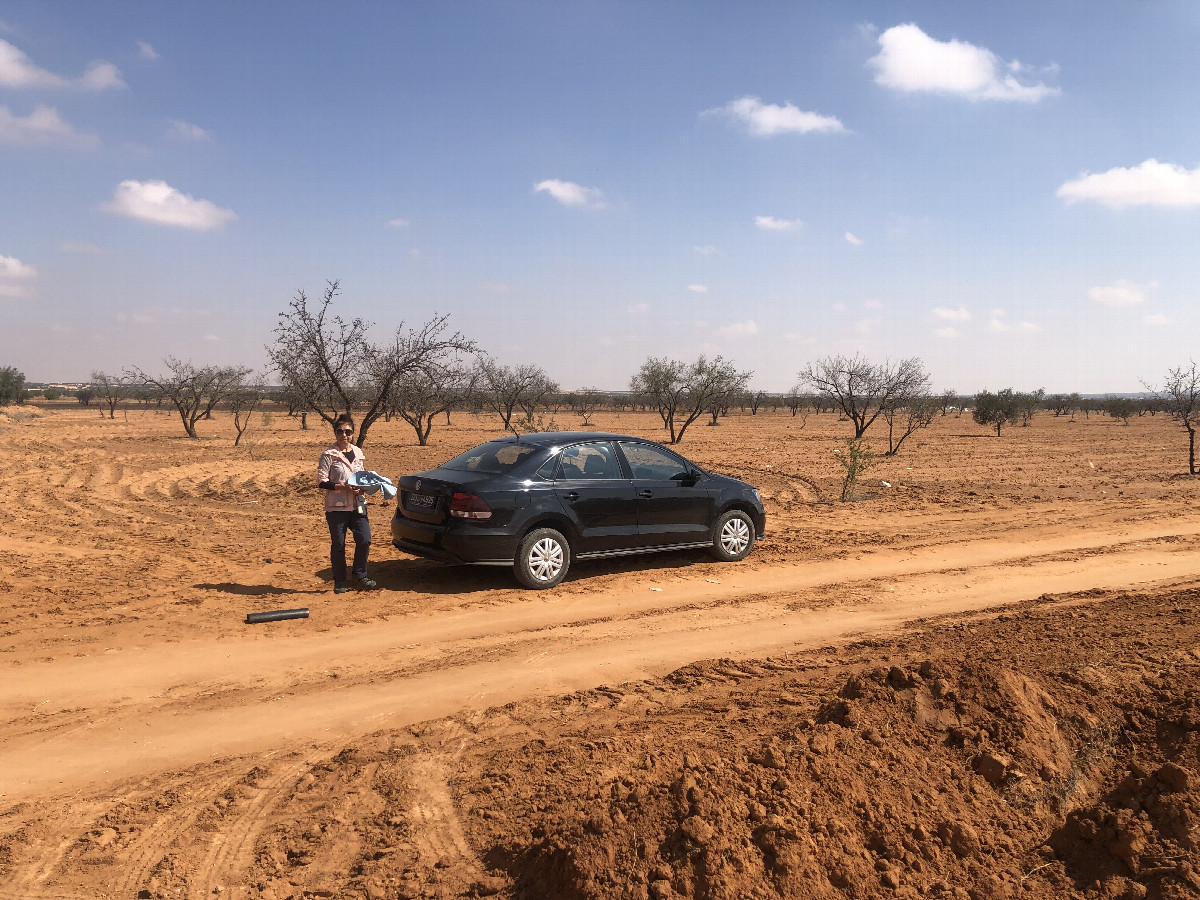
[0,405,1197,899]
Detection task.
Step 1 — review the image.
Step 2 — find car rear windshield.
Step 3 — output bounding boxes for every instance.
[440,441,543,475]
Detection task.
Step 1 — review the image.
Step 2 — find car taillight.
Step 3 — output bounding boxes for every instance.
[449,492,492,519]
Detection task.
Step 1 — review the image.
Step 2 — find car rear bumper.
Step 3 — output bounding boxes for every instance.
[391,515,516,565]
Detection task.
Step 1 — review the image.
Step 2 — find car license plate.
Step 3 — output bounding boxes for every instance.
[406,492,436,511]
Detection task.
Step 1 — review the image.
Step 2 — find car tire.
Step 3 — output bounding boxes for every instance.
[709,509,755,562]
[514,527,571,589]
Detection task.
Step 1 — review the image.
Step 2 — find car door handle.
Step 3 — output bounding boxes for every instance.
[638,489,653,498]
[563,491,579,501]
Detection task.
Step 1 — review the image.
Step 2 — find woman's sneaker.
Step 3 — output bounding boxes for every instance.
[334,583,348,594]
[354,576,378,590]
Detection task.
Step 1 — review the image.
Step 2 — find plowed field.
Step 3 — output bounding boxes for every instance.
[1,405,1197,899]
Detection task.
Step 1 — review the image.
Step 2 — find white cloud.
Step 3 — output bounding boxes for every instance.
[79,61,124,91]
[168,120,210,142]
[0,255,36,278]
[844,231,863,246]
[61,239,102,253]
[1057,160,1200,209]
[0,39,125,90]
[387,218,411,228]
[755,215,801,231]
[687,284,708,293]
[0,104,98,148]
[868,24,1057,103]
[103,179,237,230]
[703,96,845,136]
[932,305,970,321]
[935,327,959,339]
[989,315,1040,334]
[864,300,884,310]
[0,38,65,88]
[203,334,220,342]
[831,302,847,312]
[0,283,32,298]
[694,244,718,256]
[715,319,758,338]
[1088,279,1150,307]
[627,303,650,314]
[483,282,510,294]
[137,40,159,60]
[534,179,607,209]
[1144,313,1172,325]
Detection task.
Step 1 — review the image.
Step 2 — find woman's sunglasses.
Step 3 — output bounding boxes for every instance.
[336,428,354,435]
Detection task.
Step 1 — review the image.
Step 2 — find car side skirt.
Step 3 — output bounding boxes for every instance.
[575,541,712,561]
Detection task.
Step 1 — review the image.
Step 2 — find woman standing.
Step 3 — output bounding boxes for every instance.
[317,413,376,593]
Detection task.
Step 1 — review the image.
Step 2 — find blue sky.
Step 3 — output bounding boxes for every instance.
[2,2,1199,392]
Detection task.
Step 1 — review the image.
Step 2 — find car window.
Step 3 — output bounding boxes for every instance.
[618,442,689,481]
[554,442,620,480]
[441,441,542,474]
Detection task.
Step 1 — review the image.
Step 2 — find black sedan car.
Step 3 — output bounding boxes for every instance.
[391,432,766,588]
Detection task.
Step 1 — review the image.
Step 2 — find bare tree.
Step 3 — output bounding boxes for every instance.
[881,394,940,456]
[228,371,267,446]
[1145,362,1200,474]
[268,281,474,446]
[630,355,751,444]
[784,386,813,426]
[571,387,602,426]
[800,355,930,438]
[475,360,558,432]
[127,358,249,438]
[387,357,475,445]
[90,371,128,419]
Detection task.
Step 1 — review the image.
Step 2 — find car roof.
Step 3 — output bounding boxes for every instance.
[489,431,646,447]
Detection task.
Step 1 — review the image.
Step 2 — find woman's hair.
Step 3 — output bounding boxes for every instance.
[332,413,355,434]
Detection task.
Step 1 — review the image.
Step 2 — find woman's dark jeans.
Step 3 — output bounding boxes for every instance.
[326,511,371,585]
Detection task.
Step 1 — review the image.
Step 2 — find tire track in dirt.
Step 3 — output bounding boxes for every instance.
[109,777,233,899]
[408,752,488,883]
[0,829,94,900]
[186,761,306,900]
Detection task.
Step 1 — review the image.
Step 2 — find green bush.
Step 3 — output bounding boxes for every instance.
[0,367,25,405]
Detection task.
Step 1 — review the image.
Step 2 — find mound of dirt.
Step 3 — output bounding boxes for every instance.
[444,589,1198,900]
